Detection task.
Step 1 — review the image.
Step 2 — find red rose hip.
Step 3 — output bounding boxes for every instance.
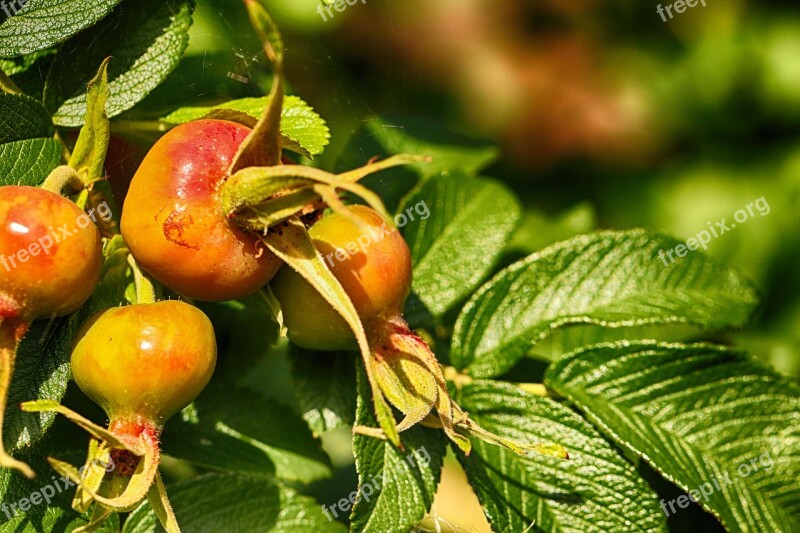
[121,119,282,302]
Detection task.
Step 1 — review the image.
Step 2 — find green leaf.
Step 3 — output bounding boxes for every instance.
[0,49,55,76]
[335,116,499,211]
[87,235,135,315]
[0,137,61,186]
[162,385,332,484]
[122,472,346,533]
[0,93,53,142]
[349,364,446,533]
[399,172,521,316]
[68,58,110,183]
[0,0,123,57]
[456,380,666,533]
[162,96,331,157]
[288,346,356,435]
[197,295,279,386]
[545,341,800,532]
[337,116,499,179]
[5,316,78,453]
[451,230,759,378]
[43,0,193,127]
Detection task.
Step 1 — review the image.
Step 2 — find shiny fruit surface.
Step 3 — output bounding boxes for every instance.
[71,300,217,427]
[0,186,102,326]
[120,119,281,302]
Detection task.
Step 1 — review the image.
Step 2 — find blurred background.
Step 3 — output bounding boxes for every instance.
[107,1,800,530]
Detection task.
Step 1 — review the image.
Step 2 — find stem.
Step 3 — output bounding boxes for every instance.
[74,188,90,211]
[22,399,145,455]
[229,0,285,172]
[110,120,171,134]
[54,131,73,164]
[41,165,83,196]
[0,322,35,478]
[149,471,181,533]
[127,255,157,304]
[73,505,113,533]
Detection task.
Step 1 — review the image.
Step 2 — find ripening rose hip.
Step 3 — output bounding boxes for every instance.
[0,185,102,328]
[71,300,217,429]
[272,205,412,350]
[0,185,102,478]
[120,119,282,302]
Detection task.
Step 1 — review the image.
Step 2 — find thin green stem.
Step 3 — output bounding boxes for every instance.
[0,323,35,478]
[41,165,83,196]
[149,471,181,533]
[110,120,172,134]
[54,131,73,164]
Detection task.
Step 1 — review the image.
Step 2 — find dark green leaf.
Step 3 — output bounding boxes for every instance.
[337,116,499,179]
[0,0,122,57]
[545,341,800,532]
[122,473,345,533]
[44,0,193,127]
[288,345,356,435]
[349,365,446,533]
[399,172,520,316]
[335,116,499,211]
[162,385,332,484]
[0,137,61,186]
[0,93,52,142]
[197,295,279,386]
[457,380,666,533]
[451,230,759,377]
[162,95,330,157]
[5,316,77,453]
[0,49,55,76]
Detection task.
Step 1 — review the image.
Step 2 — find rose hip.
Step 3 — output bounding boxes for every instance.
[121,119,283,302]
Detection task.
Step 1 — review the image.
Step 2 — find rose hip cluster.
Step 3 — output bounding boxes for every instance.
[0,108,424,523]
[2,3,533,531]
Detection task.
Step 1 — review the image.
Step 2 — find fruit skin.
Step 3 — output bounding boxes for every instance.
[272,205,412,350]
[120,119,281,302]
[0,186,102,327]
[71,300,217,428]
